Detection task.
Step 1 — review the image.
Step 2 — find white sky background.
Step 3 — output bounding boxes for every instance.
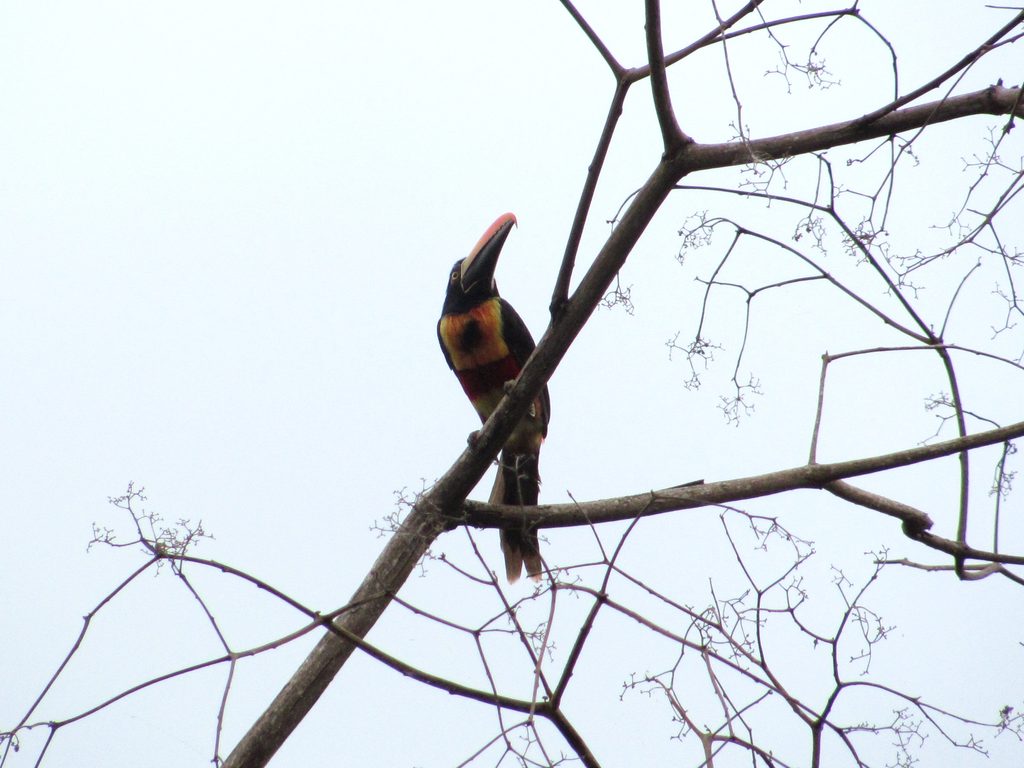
[2,2,1023,766]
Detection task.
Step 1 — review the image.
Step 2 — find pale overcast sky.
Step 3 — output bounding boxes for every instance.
[3,2,1023,766]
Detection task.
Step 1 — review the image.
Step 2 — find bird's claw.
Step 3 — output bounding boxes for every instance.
[467,430,482,448]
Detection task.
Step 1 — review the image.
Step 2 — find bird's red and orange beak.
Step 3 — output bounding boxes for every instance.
[460,212,517,292]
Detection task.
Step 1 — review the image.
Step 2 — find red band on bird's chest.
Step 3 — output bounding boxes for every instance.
[456,355,521,403]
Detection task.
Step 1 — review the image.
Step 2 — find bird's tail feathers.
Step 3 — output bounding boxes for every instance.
[491,451,542,582]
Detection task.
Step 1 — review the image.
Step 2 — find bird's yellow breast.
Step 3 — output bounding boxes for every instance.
[439,298,510,371]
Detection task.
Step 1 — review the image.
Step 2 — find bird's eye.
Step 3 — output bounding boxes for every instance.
[450,270,459,282]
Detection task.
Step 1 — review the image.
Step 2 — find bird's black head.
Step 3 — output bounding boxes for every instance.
[442,212,517,315]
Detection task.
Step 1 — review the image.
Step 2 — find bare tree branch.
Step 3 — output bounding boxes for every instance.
[644,0,689,151]
[463,417,1024,531]
[223,74,1024,765]
[218,11,1024,768]
[856,10,1024,125]
[677,85,1024,172]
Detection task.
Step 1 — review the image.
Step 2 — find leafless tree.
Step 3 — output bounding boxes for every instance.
[5,3,1024,767]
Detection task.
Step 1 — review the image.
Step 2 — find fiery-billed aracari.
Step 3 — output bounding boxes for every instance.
[437,213,550,582]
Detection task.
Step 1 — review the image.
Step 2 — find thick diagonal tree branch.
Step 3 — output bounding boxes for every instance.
[550,0,763,311]
[222,155,681,768]
[223,80,1024,768]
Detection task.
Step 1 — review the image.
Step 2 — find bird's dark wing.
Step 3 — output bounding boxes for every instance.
[499,298,550,434]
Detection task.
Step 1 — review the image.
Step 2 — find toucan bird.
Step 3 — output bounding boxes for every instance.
[437,212,550,582]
